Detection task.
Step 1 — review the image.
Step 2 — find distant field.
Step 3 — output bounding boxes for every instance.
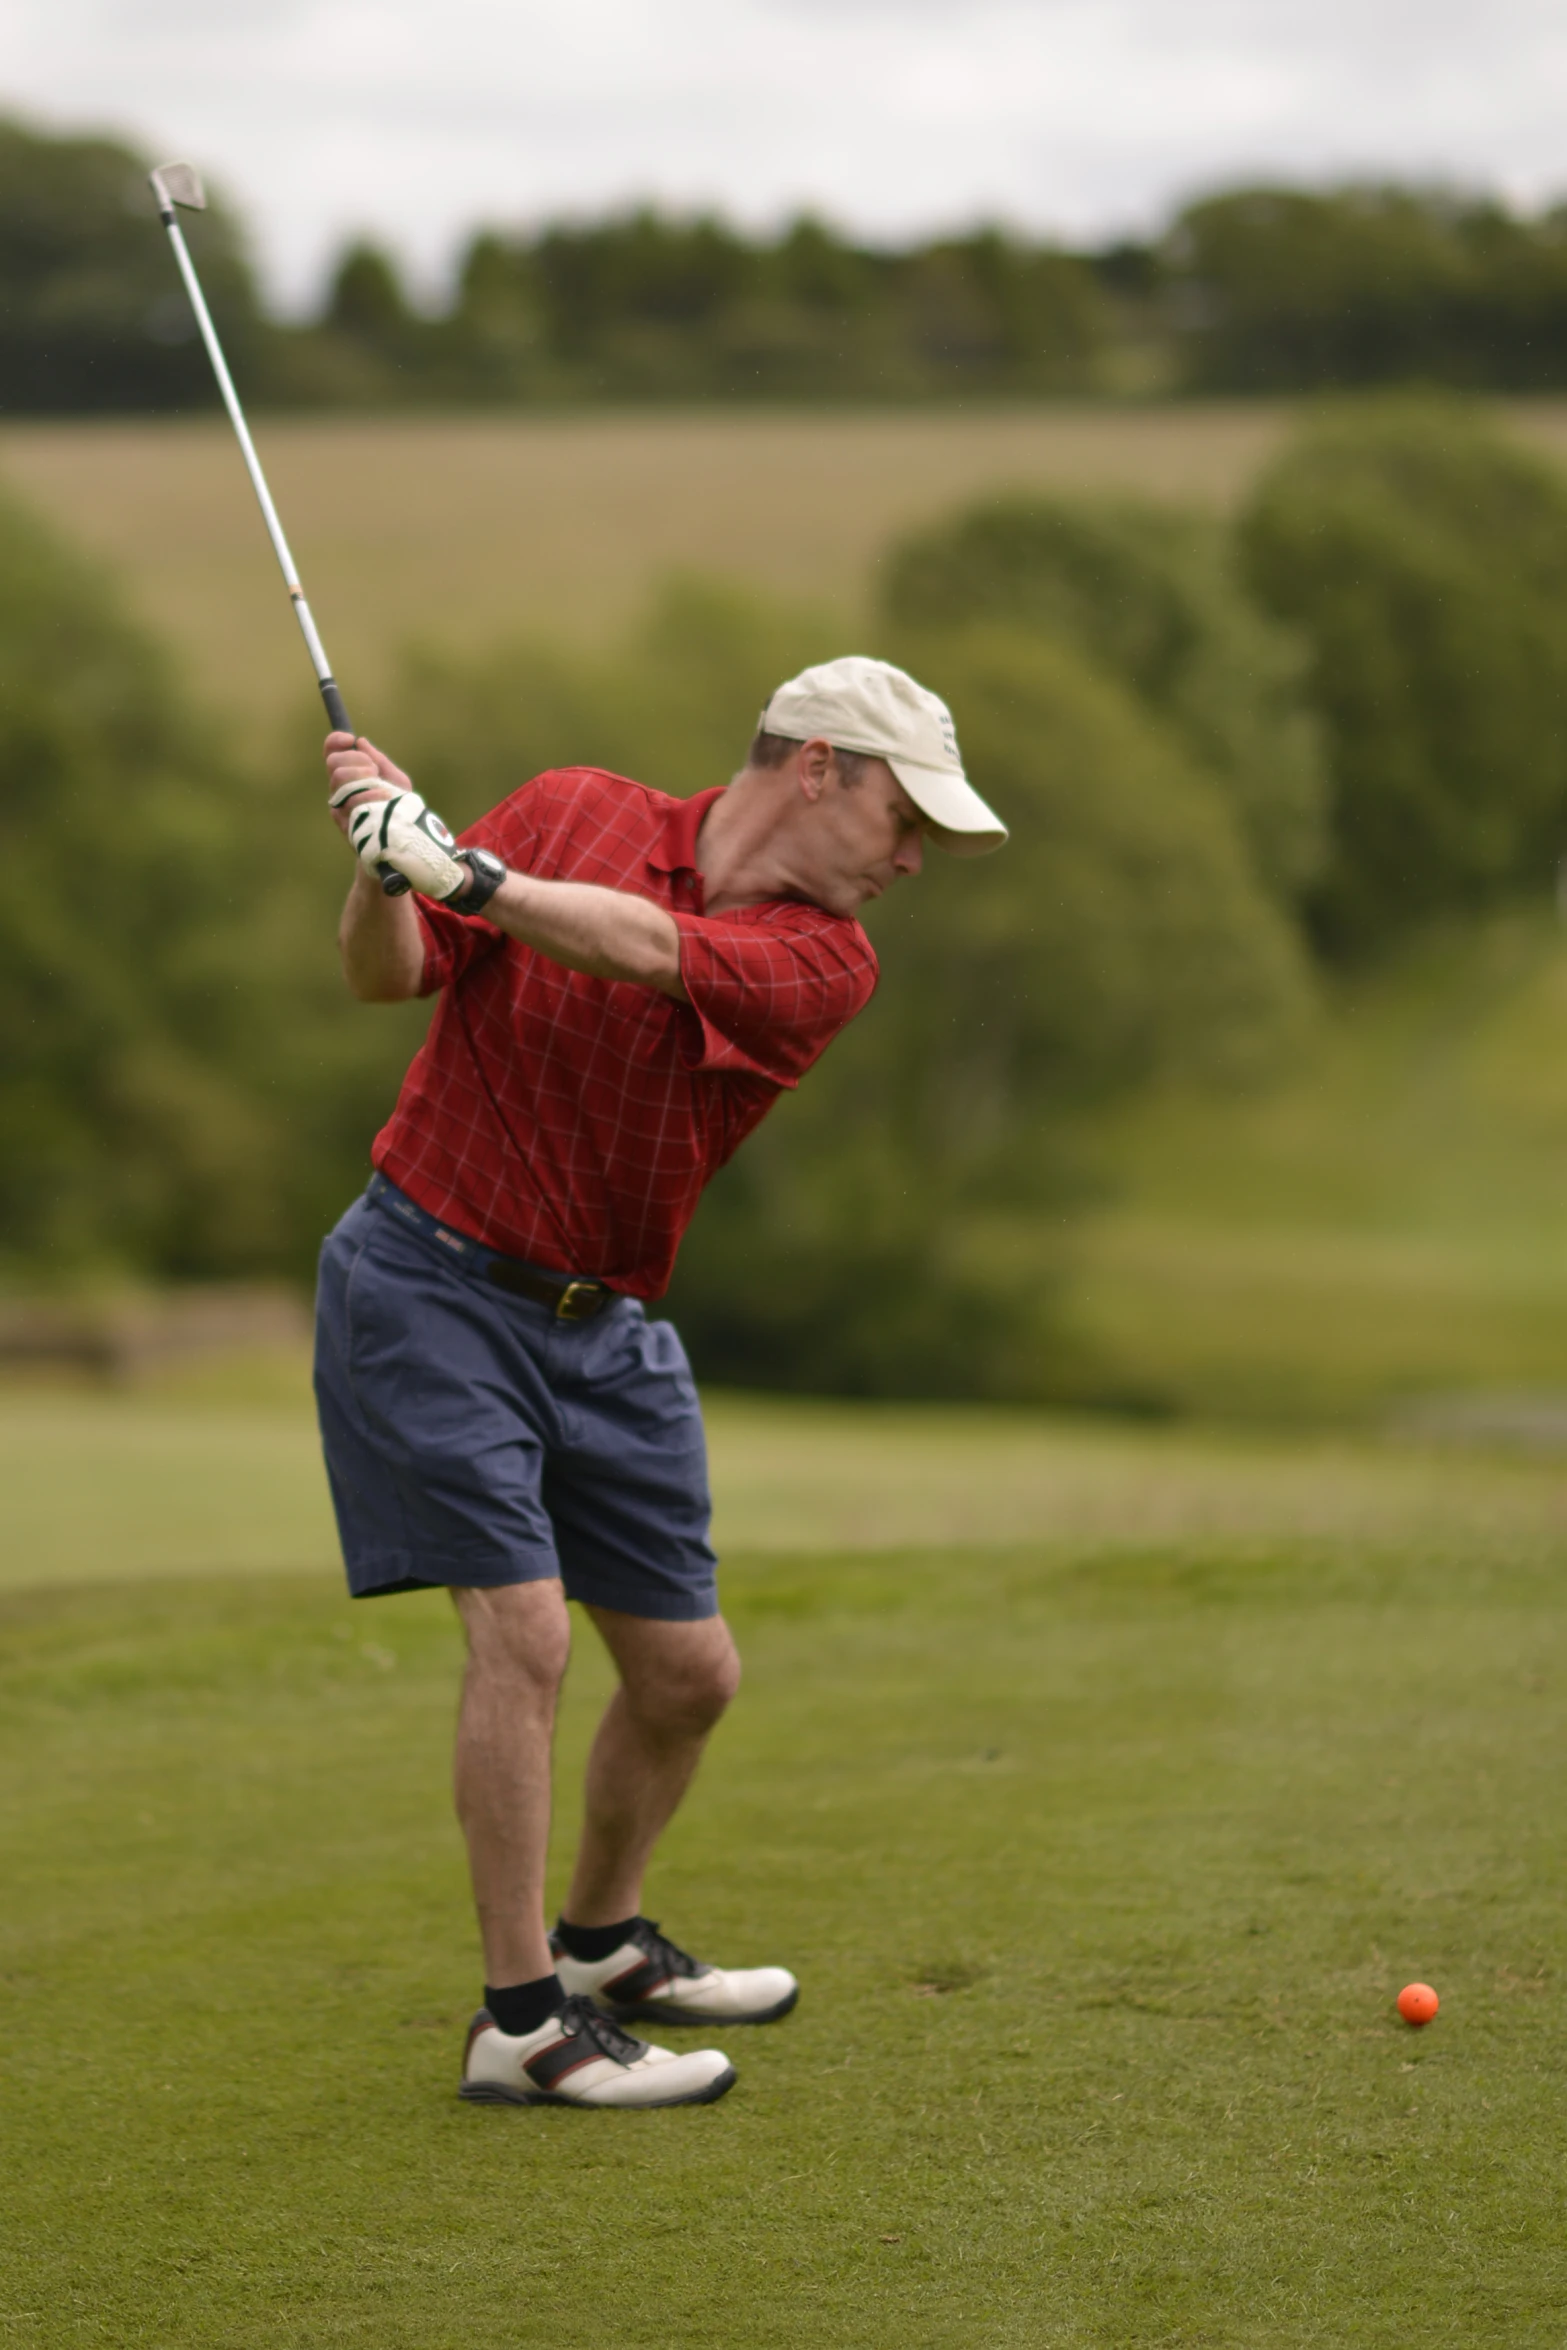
[0,404,1305,725]
[5,402,1567,732]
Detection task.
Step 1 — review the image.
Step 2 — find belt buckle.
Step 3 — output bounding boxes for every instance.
[554,1279,603,1322]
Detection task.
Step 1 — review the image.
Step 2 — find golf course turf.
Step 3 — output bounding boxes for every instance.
[4,1467,1567,2344]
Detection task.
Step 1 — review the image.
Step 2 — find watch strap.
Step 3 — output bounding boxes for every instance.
[447,847,507,914]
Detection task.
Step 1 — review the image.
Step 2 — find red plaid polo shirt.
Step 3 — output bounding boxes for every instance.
[371,767,879,1297]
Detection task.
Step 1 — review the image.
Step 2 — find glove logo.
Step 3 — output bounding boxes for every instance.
[346,786,468,901]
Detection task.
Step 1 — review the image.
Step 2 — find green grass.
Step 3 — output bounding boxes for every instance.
[5,1413,1567,2344]
[6,1363,1567,1591]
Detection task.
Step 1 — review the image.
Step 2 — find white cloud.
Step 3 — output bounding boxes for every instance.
[10,0,1567,308]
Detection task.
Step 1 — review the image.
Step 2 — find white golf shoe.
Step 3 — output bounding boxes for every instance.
[551,1917,799,2027]
[460,1994,736,2108]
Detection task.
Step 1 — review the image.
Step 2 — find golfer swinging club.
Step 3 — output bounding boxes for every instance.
[316,657,1006,2108]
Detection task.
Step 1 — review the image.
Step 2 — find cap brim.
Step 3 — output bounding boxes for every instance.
[887,759,1008,857]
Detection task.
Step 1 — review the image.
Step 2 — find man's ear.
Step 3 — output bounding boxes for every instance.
[795,738,836,804]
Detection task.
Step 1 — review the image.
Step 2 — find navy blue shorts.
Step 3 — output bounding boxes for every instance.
[313,1184,718,1618]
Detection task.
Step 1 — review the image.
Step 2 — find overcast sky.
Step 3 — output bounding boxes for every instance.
[12,0,1567,309]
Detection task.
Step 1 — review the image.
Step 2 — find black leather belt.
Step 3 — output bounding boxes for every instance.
[482,1259,615,1320]
[366,1172,617,1321]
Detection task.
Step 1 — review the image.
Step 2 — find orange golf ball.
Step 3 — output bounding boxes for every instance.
[1397,1982,1439,2026]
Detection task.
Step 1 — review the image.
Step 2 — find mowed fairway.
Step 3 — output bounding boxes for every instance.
[5,1378,1567,2343]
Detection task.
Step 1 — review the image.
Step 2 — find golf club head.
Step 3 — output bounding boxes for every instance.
[149,162,206,213]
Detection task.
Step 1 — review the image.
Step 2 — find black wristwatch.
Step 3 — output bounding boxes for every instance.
[448,847,507,915]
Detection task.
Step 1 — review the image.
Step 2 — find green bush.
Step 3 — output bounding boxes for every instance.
[0,489,276,1273]
[0,490,423,1281]
[1240,401,1567,951]
[880,494,1326,903]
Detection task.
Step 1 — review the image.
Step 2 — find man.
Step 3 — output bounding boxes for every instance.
[315,656,1006,2110]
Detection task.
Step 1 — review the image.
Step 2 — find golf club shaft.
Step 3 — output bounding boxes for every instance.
[156,207,352,739]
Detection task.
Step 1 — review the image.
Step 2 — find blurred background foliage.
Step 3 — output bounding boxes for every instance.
[1240,403,1567,953]
[13,389,1567,1407]
[14,114,1567,410]
[8,94,1567,1412]
[0,483,426,1286]
[881,497,1327,905]
[0,120,265,414]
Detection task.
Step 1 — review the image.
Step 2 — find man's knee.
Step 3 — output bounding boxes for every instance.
[453,1580,571,1695]
[628,1618,741,1737]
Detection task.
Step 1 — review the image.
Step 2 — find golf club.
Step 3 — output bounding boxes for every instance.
[148,162,409,891]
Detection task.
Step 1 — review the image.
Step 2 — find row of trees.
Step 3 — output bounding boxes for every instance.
[11,116,1567,411]
[8,397,1567,1396]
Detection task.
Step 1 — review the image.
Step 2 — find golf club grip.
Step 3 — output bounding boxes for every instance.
[319,676,402,892]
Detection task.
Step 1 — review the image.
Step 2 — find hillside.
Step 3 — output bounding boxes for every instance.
[1048,912,1567,1424]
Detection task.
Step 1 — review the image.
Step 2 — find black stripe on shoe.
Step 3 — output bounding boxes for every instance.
[522,1997,649,2093]
[599,1956,676,2003]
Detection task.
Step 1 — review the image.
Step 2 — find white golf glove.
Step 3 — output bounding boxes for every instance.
[331,782,469,902]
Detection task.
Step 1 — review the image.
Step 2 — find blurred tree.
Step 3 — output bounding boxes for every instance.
[435,210,1111,401]
[0,485,423,1279]
[1167,186,1567,392]
[325,243,412,344]
[895,232,1112,393]
[301,241,433,398]
[0,486,279,1271]
[20,107,1567,413]
[881,494,1326,902]
[1239,401,1567,951]
[0,116,267,413]
[441,233,551,397]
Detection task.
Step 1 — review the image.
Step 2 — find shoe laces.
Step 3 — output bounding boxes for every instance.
[631,1918,704,1981]
[555,1993,647,2065]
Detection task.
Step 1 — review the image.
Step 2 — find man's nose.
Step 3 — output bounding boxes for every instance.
[894,830,925,877]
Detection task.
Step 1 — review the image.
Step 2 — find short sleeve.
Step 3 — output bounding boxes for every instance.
[413,777,551,996]
[672,909,878,1085]
[414,899,506,996]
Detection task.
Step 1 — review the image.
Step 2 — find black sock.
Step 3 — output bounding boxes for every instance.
[484,1973,565,2037]
[554,1914,639,1962]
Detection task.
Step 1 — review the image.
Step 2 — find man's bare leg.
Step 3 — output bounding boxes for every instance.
[561,1609,741,1927]
[451,1581,572,1984]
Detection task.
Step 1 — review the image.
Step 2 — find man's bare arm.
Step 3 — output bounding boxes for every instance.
[481,871,687,999]
[338,865,427,1002]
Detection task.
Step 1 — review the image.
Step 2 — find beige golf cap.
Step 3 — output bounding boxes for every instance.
[759,656,1007,855]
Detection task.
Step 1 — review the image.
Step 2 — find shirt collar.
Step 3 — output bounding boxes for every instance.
[647,786,725,876]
